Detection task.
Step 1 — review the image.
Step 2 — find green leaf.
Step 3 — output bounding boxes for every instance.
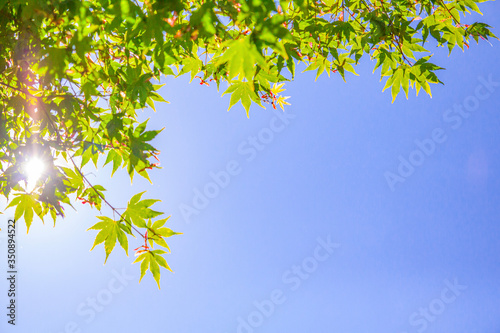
[132,250,173,289]
[87,216,129,263]
[217,37,266,80]
[7,194,41,233]
[223,81,262,117]
[145,215,182,252]
[122,192,163,228]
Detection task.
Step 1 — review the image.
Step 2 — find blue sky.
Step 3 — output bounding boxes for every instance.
[1,3,500,333]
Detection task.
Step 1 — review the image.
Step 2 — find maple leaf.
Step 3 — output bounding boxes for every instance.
[87,216,129,263]
[6,193,43,233]
[222,81,263,117]
[121,191,163,229]
[275,95,291,111]
[146,216,182,252]
[216,36,266,80]
[133,249,173,289]
[270,83,286,96]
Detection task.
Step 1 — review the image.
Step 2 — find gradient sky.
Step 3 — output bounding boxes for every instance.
[1,3,500,333]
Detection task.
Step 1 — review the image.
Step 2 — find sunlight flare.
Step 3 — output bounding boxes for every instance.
[23,157,46,191]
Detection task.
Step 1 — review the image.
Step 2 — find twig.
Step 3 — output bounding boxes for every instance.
[38,100,145,238]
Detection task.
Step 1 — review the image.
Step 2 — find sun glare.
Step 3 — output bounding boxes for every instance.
[24,157,46,190]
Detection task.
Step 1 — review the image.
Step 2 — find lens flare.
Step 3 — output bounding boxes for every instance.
[23,157,46,191]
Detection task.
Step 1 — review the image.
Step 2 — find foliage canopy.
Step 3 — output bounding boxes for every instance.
[0,0,495,287]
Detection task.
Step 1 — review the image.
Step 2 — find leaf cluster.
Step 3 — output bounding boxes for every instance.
[0,0,495,287]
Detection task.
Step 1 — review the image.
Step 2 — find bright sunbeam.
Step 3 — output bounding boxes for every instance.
[24,157,46,191]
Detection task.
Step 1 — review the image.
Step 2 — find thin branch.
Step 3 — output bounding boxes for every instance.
[38,102,145,238]
[0,81,75,100]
